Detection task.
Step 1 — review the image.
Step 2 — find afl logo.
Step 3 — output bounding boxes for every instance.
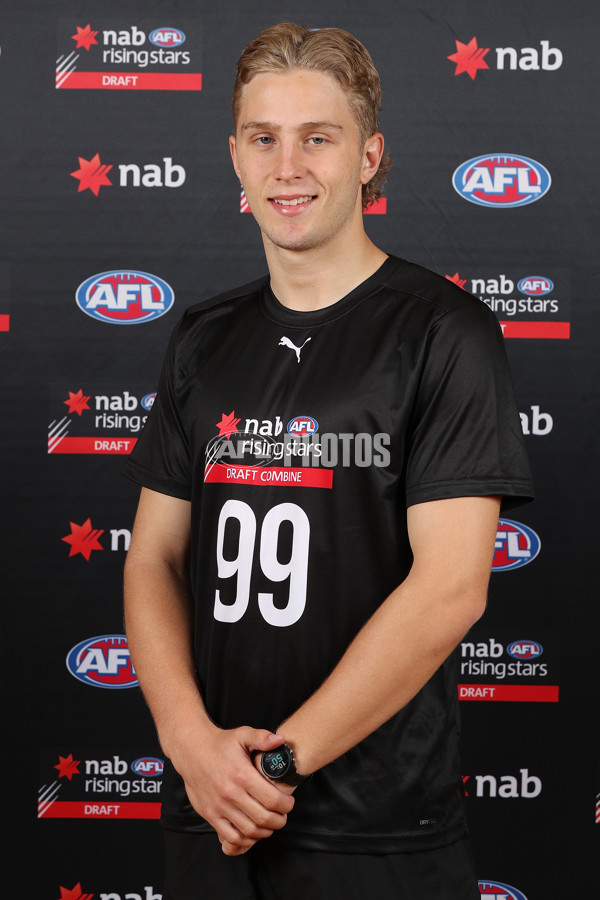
[287,415,318,437]
[507,640,543,660]
[141,392,156,411]
[76,270,174,325]
[131,757,164,777]
[149,28,186,47]
[518,276,554,296]
[493,519,541,572]
[479,881,528,900]
[452,154,551,208]
[66,635,138,689]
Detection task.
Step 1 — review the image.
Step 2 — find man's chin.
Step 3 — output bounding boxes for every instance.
[261,225,330,254]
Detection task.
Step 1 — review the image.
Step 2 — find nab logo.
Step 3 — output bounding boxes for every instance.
[507,640,543,660]
[71,154,185,194]
[131,757,164,777]
[57,884,93,900]
[76,270,174,324]
[71,152,113,195]
[479,882,528,900]
[287,416,318,437]
[62,518,104,560]
[452,154,551,208]
[66,635,138,689]
[493,519,541,571]
[448,37,562,79]
[150,27,185,47]
[518,276,554,296]
[447,37,490,80]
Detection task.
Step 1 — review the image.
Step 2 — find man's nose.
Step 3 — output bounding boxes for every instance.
[274,139,307,181]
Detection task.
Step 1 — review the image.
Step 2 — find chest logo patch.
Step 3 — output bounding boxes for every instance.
[279,335,311,363]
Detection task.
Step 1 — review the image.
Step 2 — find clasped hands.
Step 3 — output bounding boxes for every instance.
[175,725,296,857]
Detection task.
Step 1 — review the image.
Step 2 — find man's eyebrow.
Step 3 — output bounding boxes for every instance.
[240,120,344,132]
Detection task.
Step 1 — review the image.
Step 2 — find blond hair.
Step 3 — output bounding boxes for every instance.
[232,23,392,208]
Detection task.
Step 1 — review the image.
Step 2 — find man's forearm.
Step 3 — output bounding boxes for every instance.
[277,496,499,778]
[123,553,213,757]
[278,575,482,775]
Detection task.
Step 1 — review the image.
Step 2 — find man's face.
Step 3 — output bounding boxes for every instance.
[230,69,370,253]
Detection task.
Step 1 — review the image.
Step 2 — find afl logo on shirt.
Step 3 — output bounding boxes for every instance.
[492,519,541,571]
[452,154,551,208]
[287,416,318,437]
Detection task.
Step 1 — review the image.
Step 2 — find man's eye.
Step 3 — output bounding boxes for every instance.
[309,137,325,145]
[257,136,273,145]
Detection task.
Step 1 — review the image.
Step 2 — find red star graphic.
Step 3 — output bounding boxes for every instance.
[445,272,467,290]
[62,519,105,561]
[71,24,99,51]
[54,753,81,781]
[216,410,241,437]
[57,883,94,900]
[447,37,490,80]
[70,154,113,196]
[64,389,91,416]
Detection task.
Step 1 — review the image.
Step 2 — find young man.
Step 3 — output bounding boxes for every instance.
[123,23,533,900]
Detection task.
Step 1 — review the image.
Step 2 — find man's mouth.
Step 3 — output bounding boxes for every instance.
[271,195,314,206]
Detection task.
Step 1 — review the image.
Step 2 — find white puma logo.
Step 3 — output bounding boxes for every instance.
[279,336,311,363]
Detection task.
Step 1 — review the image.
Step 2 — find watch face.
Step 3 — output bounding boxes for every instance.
[262,747,292,780]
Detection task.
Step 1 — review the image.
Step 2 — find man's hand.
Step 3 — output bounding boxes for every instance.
[218,749,297,856]
[170,725,295,856]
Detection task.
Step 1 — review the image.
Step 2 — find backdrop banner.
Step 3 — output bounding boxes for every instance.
[2,2,598,897]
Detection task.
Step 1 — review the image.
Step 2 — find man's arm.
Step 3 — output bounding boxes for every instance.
[123,487,294,853]
[272,495,500,777]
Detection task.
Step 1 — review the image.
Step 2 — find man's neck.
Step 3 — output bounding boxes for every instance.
[264,232,388,312]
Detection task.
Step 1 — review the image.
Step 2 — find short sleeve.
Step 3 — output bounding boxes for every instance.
[122,316,192,500]
[405,300,534,511]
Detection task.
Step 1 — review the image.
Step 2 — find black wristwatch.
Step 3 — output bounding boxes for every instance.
[260,744,310,786]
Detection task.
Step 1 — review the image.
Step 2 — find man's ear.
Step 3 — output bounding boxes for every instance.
[360,132,385,186]
[229,134,241,181]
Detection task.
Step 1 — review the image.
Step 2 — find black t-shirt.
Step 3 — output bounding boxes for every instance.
[123,254,534,852]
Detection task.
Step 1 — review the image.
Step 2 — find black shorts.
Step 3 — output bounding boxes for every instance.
[162,830,480,900]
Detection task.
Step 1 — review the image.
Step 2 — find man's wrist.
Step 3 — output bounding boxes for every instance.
[259,743,311,786]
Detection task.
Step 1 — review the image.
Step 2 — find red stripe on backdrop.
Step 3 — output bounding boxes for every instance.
[499,321,570,338]
[459,684,559,701]
[39,801,160,819]
[57,72,203,90]
[48,436,138,454]
[363,197,387,214]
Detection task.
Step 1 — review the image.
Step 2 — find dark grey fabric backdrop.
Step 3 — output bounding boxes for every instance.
[2,2,598,897]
